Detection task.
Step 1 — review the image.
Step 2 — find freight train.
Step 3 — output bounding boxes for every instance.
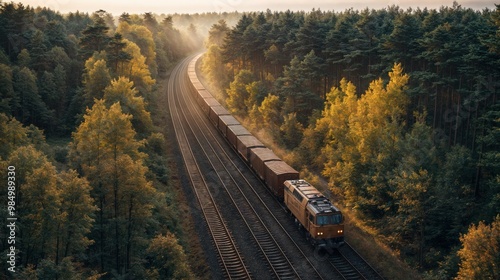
[187,54,344,251]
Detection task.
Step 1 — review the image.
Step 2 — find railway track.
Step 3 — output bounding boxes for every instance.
[175,56,311,279]
[334,243,385,280]
[168,54,386,280]
[167,56,251,279]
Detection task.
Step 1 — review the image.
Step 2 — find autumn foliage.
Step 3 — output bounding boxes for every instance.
[203,5,500,278]
[0,4,207,278]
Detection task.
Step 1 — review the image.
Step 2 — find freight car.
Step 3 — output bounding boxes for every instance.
[264,160,299,198]
[227,125,251,148]
[249,147,280,180]
[186,54,344,251]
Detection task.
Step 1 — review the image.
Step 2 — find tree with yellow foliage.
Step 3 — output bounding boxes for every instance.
[70,100,157,274]
[103,76,153,135]
[116,39,155,94]
[456,215,500,280]
[258,93,281,131]
[320,63,409,217]
[318,78,358,186]
[56,170,96,263]
[82,56,111,106]
[116,21,157,77]
[147,233,195,279]
[2,145,95,271]
[226,69,255,115]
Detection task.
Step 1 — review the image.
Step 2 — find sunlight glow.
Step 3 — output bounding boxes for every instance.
[14,0,495,15]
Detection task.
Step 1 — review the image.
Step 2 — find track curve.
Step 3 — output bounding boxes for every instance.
[167,55,252,279]
[167,54,386,280]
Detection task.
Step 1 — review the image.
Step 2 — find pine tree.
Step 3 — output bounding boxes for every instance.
[0,63,16,115]
[52,64,67,119]
[12,67,52,127]
[28,30,48,73]
[389,119,438,267]
[106,33,132,74]
[79,15,111,59]
[207,19,230,47]
[221,14,253,66]
[143,12,158,34]
[280,113,304,149]
[276,55,322,124]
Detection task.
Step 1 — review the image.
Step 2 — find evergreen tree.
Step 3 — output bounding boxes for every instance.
[292,9,328,59]
[106,33,132,74]
[221,14,253,67]
[143,12,158,34]
[276,55,322,124]
[280,112,304,149]
[0,63,16,115]
[389,119,438,267]
[0,2,34,58]
[476,104,500,217]
[207,19,230,47]
[28,30,49,73]
[79,15,111,59]
[12,67,52,127]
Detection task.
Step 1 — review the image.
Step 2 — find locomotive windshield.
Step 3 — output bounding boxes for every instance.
[316,214,342,225]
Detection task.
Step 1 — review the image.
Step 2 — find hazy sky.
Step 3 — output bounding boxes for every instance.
[16,0,495,15]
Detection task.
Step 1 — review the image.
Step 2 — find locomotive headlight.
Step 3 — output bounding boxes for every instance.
[318,232,323,236]
[337,230,343,234]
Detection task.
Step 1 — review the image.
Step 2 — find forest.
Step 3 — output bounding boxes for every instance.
[0,2,240,279]
[0,1,499,279]
[201,3,500,279]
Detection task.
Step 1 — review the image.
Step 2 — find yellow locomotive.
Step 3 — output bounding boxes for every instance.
[284,179,344,252]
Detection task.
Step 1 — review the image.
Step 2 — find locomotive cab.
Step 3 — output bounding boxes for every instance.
[306,198,345,251]
[284,180,345,252]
